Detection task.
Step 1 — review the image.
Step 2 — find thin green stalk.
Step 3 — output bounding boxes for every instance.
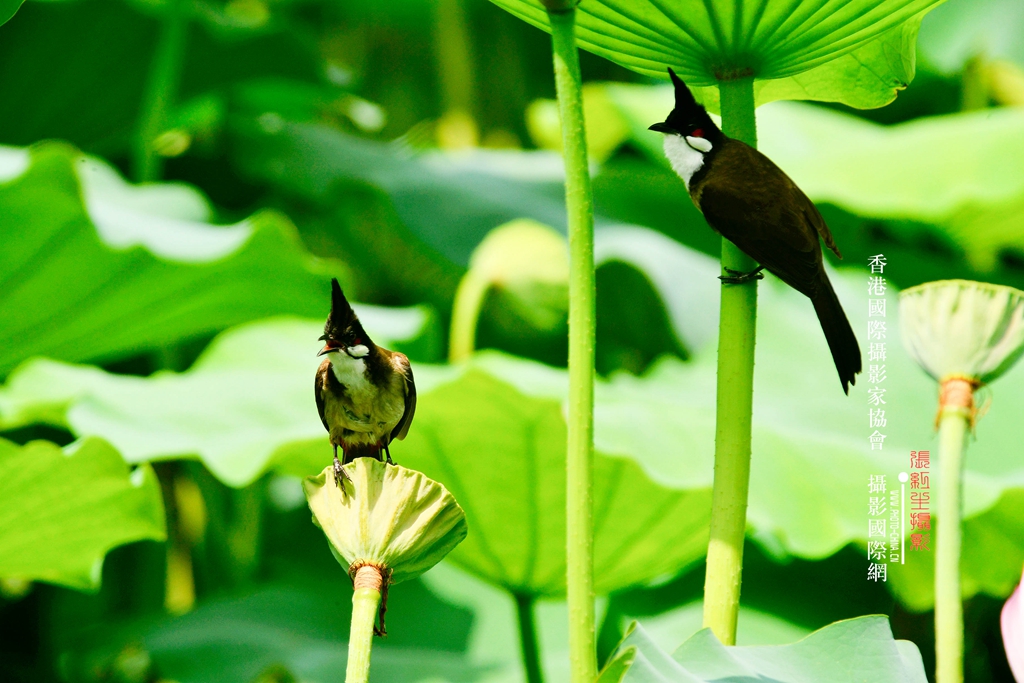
[547,6,597,683]
[936,409,968,683]
[515,593,544,683]
[226,481,263,584]
[702,76,759,646]
[185,463,262,589]
[154,462,194,614]
[346,571,383,683]
[134,0,188,182]
[960,55,988,111]
[433,0,476,116]
[449,272,490,362]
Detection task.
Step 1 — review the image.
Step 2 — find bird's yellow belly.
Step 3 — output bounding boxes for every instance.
[325,387,404,447]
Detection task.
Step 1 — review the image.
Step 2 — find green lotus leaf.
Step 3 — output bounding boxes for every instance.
[889,488,1024,612]
[900,280,1024,383]
[61,567,487,683]
[0,141,346,377]
[0,437,165,591]
[0,333,709,596]
[917,0,1024,73]
[6,234,1024,608]
[600,616,926,683]
[489,0,942,110]
[6,322,707,596]
[755,105,1024,271]
[0,0,23,27]
[607,598,812,658]
[593,227,697,372]
[364,365,712,596]
[303,459,468,585]
[233,120,571,266]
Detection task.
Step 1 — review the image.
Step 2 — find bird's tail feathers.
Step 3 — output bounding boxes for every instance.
[811,275,862,394]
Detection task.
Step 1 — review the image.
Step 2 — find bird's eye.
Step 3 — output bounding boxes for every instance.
[691,128,704,138]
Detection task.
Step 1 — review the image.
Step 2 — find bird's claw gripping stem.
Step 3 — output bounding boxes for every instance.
[719,265,764,284]
[333,449,351,495]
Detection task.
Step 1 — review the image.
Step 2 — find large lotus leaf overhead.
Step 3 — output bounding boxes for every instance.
[490,0,945,109]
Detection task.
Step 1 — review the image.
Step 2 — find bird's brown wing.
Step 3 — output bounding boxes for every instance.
[315,359,330,432]
[698,141,827,298]
[390,354,416,442]
[801,197,841,259]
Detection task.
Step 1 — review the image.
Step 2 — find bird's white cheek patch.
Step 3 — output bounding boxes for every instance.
[686,136,713,153]
[347,344,370,358]
[663,135,705,188]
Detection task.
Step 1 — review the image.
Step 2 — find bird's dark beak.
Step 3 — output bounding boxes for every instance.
[648,121,673,134]
[318,339,341,356]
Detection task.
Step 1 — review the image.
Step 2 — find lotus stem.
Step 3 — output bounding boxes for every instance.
[702,76,759,646]
[548,6,597,682]
[515,592,544,683]
[433,0,477,145]
[346,565,384,683]
[936,386,970,683]
[133,0,188,182]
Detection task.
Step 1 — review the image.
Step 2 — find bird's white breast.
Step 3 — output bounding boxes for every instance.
[663,135,707,189]
[329,353,373,405]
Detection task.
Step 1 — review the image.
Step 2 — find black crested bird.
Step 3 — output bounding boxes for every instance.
[649,68,862,393]
[315,278,416,487]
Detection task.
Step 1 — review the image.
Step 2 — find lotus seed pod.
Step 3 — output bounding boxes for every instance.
[900,280,1024,385]
[303,458,467,584]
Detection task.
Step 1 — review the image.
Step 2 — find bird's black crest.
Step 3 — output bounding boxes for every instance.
[663,67,719,139]
[324,278,368,344]
[668,67,699,112]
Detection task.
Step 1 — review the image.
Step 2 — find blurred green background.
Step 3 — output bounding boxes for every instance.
[1,0,1023,681]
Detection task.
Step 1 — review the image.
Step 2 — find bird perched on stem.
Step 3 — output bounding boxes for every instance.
[649,68,862,393]
[315,279,416,488]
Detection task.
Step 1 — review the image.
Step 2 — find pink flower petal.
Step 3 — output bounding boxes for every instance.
[1003,565,1024,682]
